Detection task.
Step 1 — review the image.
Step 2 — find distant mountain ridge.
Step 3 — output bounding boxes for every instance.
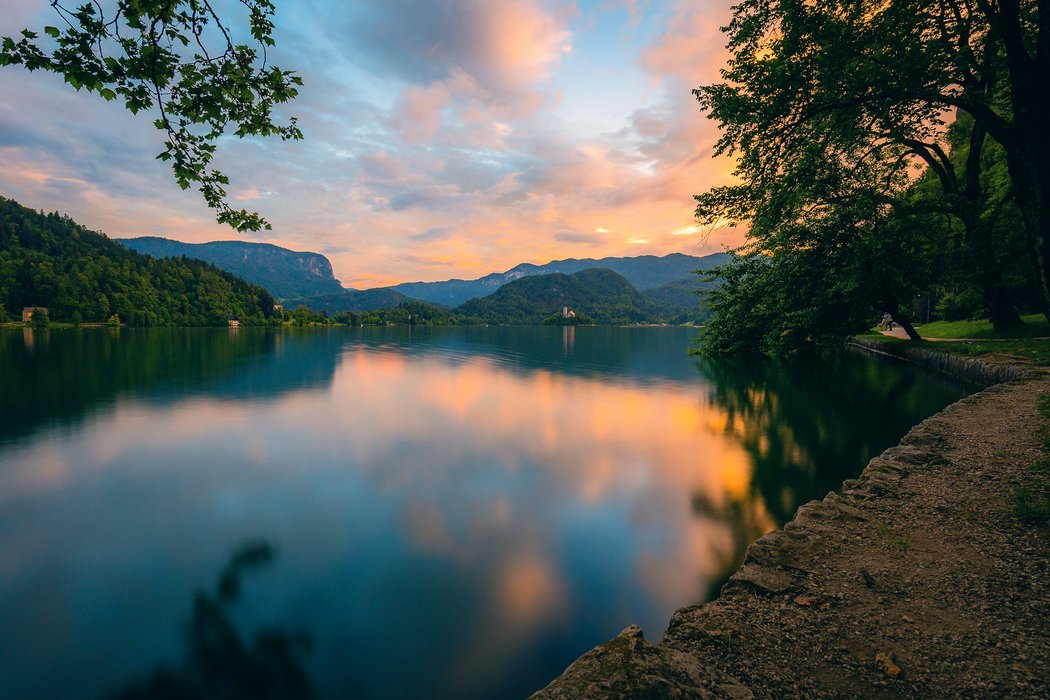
[387,252,729,307]
[118,237,345,301]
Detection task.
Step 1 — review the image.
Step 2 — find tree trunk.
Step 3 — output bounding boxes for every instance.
[1004,136,1050,327]
[982,272,1025,331]
[990,15,1050,326]
[889,310,923,341]
[884,295,923,340]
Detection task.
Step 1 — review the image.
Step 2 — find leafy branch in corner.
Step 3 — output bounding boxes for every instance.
[0,0,303,232]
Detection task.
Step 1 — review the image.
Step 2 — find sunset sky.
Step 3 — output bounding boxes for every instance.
[0,0,742,288]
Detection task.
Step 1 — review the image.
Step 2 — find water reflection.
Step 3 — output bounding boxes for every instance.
[0,328,975,700]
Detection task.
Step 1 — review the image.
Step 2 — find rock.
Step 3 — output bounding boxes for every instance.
[875,652,902,678]
[528,625,753,700]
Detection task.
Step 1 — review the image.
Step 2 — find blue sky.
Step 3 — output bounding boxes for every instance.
[0,0,741,287]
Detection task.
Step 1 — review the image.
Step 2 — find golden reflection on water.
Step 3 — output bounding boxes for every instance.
[305,347,774,616]
[1,342,772,638]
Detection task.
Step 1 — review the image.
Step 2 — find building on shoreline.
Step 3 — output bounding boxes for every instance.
[22,307,48,324]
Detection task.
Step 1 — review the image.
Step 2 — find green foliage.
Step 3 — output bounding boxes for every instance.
[107,313,121,327]
[0,2,302,232]
[332,301,459,327]
[0,196,276,326]
[1011,487,1050,524]
[287,288,418,315]
[456,268,665,325]
[1014,392,1050,526]
[30,308,49,327]
[936,288,986,322]
[542,312,595,326]
[692,0,1047,353]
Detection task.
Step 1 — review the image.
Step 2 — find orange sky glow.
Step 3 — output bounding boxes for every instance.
[0,0,746,287]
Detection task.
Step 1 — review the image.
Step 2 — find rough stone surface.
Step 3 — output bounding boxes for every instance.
[528,625,753,700]
[530,343,1050,699]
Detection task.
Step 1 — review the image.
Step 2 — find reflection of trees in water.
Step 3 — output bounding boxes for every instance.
[0,328,351,444]
[691,352,968,601]
[105,542,315,700]
[691,491,773,602]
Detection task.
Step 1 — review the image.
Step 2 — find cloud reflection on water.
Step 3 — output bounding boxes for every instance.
[0,328,975,700]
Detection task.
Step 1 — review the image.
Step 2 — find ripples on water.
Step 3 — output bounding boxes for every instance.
[0,326,975,700]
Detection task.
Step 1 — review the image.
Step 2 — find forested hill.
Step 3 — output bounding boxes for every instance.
[283,287,421,314]
[455,268,666,325]
[0,197,276,326]
[390,252,729,307]
[118,236,344,301]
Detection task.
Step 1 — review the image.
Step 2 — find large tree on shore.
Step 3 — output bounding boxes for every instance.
[695,0,1049,328]
[0,1,302,232]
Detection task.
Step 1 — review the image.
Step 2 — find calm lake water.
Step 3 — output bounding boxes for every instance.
[0,326,975,699]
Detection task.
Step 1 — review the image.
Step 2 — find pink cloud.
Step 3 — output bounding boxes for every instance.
[639,0,732,89]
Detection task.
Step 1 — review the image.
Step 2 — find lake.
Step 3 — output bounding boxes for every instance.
[0,326,975,699]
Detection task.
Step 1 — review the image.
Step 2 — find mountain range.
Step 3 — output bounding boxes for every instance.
[118,237,345,301]
[117,235,724,318]
[386,251,728,307]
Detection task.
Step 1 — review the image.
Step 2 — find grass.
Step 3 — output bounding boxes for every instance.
[913,313,1048,340]
[857,312,1050,365]
[891,536,912,551]
[1011,487,1050,523]
[1010,391,1050,527]
[855,331,1050,366]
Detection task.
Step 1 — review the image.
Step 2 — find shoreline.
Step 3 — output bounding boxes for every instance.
[530,340,1049,699]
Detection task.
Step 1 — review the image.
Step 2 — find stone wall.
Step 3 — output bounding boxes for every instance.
[846,337,1032,387]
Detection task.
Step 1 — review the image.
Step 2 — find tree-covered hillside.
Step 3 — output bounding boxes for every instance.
[455,268,667,325]
[0,197,275,326]
[283,287,422,315]
[120,237,345,301]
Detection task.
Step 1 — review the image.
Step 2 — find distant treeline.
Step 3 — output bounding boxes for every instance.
[288,301,460,326]
[0,197,278,326]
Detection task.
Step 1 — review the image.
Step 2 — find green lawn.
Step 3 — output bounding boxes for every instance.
[912,313,1048,340]
[855,330,1050,367]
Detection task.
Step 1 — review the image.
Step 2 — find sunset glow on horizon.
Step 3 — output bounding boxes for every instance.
[0,0,744,288]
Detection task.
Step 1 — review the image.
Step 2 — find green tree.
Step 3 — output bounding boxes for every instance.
[695,0,1049,326]
[0,1,302,232]
[31,308,50,327]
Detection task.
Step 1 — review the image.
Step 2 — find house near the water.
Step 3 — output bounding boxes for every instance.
[227,314,240,327]
[22,306,47,324]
